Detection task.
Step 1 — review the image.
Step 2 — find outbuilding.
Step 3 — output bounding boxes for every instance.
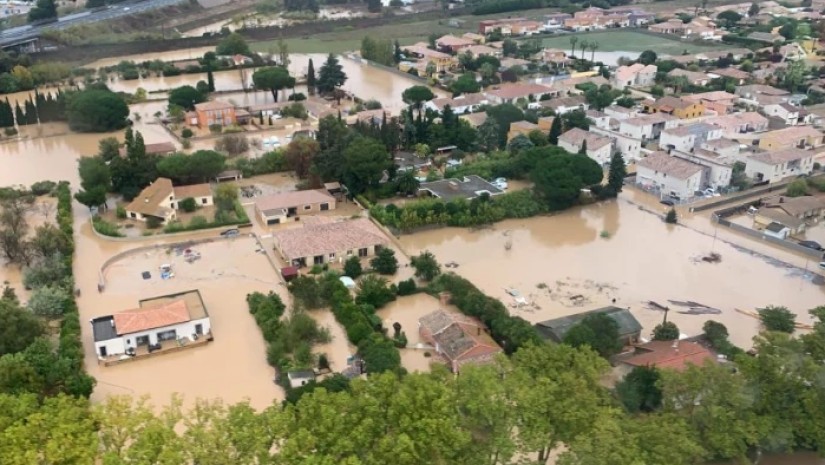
[254,189,336,225]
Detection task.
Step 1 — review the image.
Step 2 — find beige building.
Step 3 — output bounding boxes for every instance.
[272,218,389,267]
[125,178,213,224]
[254,190,336,225]
[757,126,824,151]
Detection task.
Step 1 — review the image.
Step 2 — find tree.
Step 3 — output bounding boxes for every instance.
[508,134,534,153]
[0,299,43,356]
[396,171,420,196]
[284,138,319,179]
[216,32,251,56]
[606,152,626,196]
[478,118,501,151]
[157,150,225,184]
[528,129,548,147]
[178,197,198,213]
[317,54,347,95]
[213,182,239,214]
[786,179,808,197]
[548,115,562,145]
[758,305,796,333]
[531,151,602,211]
[748,2,760,16]
[665,208,678,224]
[343,256,362,278]
[252,67,295,102]
[394,40,402,63]
[29,224,70,262]
[306,58,316,95]
[342,137,390,195]
[562,312,623,358]
[569,36,578,57]
[367,0,382,13]
[370,247,398,274]
[638,50,658,65]
[487,103,524,148]
[451,73,481,95]
[0,193,34,265]
[11,66,33,90]
[358,334,401,373]
[401,85,435,116]
[28,0,56,22]
[77,156,111,193]
[355,274,396,309]
[411,250,440,281]
[615,365,662,413]
[168,85,206,111]
[652,321,680,340]
[27,285,69,318]
[66,89,129,132]
[716,10,742,27]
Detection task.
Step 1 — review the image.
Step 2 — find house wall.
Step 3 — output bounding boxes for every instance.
[256,199,336,225]
[94,317,211,357]
[287,244,380,267]
[174,195,213,209]
[590,127,643,161]
[660,132,694,153]
[745,156,814,183]
[636,165,704,199]
[753,214,806,235]
[125,209,176,224]
[587,144,613,165]
[197,108,237,127]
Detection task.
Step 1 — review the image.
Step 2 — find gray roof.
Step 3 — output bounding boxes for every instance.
[765,221,788,233]
[419,175,504,201]
[91,316,117,342]
[535,306,643,342]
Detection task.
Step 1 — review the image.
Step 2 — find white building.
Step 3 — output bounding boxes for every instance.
[424,93,489,115]
[91,290,211,359]
[610,63,657,90]
[558,128,613,165]
[671,150,732,190]
[636,151,705,199]
[619,113,679,141]
[659,122,724,153]
[744,148,815,183]
[762,103,801,126]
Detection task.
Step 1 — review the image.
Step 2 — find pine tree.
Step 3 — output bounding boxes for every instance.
[207,67,215,92]
[129,131,145,158]
[307,58,316,96]
[15,102,25,126]
[394,40,402,63]
[548,116,562,145]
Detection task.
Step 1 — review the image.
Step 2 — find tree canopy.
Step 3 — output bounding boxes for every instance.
[252,67,295,102]
[216,32,251,56]
[66,89,128,133]
[316,54,347,95]
[168,85,206,111]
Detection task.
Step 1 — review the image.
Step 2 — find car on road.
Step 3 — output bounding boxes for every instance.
[660,199,675,206]
[493,177,508,190]
[799,240,823,251]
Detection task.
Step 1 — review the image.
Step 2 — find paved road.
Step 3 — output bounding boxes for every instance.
[0,0,185,46]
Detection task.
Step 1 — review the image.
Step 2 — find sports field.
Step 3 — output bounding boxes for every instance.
[540,30,727,55]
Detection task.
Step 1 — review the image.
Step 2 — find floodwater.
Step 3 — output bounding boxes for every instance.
[87,235,285,409]
[308,309,356,373]
[397,194,825,349]
[180,8,364,37]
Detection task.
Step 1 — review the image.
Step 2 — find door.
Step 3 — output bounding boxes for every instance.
[287,207,297,217]
[195,324,203,335]
[267,218,280,225]
[320,203,329,211]
[99,346,107,357]
[136,335,150,346]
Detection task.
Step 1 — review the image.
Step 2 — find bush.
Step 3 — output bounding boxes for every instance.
[343,256,362,278]
[181,128,194,139]
[370,248,398,275]
[115,205,127,219]
[397,278,417,296]
[209,124,223,134]
[67,88,129,133]
[188,215,209,229]
[665,208,678,224]
[215,134,249,155]
[288,93,307,101]
[29,181,56,196]
[786,179,809,197]
[411,251,440,281]
[355,275,396,309]
[23,253,71,290]
[92,216,123,237]
[179,197,197,212]
[27,285,70,317]
[758,305,796,333]
[652,321,679,341]
[146,216,162,229]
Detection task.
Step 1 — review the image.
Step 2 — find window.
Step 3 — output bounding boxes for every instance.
[359,248,368,257]
[347,250,353,256]
[329,253,336,260]
[314,255,324,265]
[304,205,312,210]
[202,198,208,204]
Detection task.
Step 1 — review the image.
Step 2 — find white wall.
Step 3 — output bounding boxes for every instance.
[94,317,211,358]
[660,132,694,152]
[636,166,703,199]
[745,156,814,183]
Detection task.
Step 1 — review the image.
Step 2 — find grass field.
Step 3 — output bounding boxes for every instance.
[540,30,727,55]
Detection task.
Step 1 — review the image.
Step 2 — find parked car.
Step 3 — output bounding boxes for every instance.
[221,228,240,238]
[493,177,508,190]
[702,188,720,198]
[799,240,823,251]
[660,199,675,206]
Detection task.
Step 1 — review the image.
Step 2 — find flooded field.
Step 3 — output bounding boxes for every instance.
[87,235,285,408]
[398,197,825,348]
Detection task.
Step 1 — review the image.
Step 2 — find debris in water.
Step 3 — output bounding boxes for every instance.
[647,301,669,312]
[677,307,722,315]
[701,252,722,263]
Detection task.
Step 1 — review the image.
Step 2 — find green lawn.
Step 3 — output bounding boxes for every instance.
[540,30,726,55]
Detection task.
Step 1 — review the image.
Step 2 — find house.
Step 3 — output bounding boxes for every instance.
[753,207,807,237]
[682,91,737,115]
[605,105,638,120]
[734,84,790,107]
[463,44,501,58]
[707,67,751,85]
[254,190,336,225]
[618,340,715,375]
[762,103,802,126]
[757,126,824,151]
[393,151,432,173]
[507,121,539,142]
[91,290,211,359]
[671,149,733,189]
[539,95,589,115]
[660,122,724,153]
[619,113,679,140]
[706,112,769,137]
[761,195,825,221]
[462,32,485,44]
[744,147,815,183]
[477,18,541,36]
[418,310,503,373]
[193,101,237,128]
[272,218,389,267]
[461,112,488,128]
[484,83,554,104]
[424,93,488,114]
[648,18,688,35]
[558,128,613,165]
[419,175,504,201]
[636,151,705,199]
[667,68,710,87]
[543,13,572,29]
[534,306,642,346]
[124,178,213,224]
[763,221,792,239]
[611,63,657,90]
[747,31,783,43]
[541,48,569,64]
[286,371,315,388]
[401,43,455,72]
[435,34,474,53]
[643,96,704,119]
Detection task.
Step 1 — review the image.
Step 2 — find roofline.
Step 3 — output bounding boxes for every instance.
[138,289,209,318]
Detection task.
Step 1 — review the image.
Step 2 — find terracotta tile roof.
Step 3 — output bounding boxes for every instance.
[125,178,174,218]
[419,310,502,362]
[637,152,703,180]
[195,100,235,111]
[273,218,387,260]
[173,183,212,199]
[113,299,190,335]
[762,195,825,217]
[683,91,736,102]
[559,127,611,151]
[255,189,335,216]
[650,96,696,111]
[436,34,474,47]
[748,147,813,165]
[622,340,715,371]
[762,126,822,141]
[429,93,487,111]
[486,83,552,100]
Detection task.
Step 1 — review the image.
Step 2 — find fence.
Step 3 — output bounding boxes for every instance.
[690,176,821,213]
[713,216,823,259]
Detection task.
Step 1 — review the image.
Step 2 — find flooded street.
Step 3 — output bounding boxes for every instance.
[398,197,825,348]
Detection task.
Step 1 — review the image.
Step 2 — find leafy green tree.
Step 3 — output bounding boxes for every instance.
[179,197,197,213]
[66,89,129,132]
[652,321,680,340]
[396,171,420,196]
[28,0,56,22]
[317,54,347,95]
[716,10,743,27]
[343,256,362,278]
[284,137,320,179]
[758,305,796,333]
[74,186,107,211]
[616,365,662,413]
[355,274,396,309]
[0,299,43,356]
[507,134,534,153]
[486,103,524,148]
[786,179,809,197]
[748,2,759,15]
[450,73,481,95]
[478,118,501,151]
[370,247,398,274]
[357,334,401,373]
[411,250,440,281]
[168,85,206,111]
[531,151,602,211]
[157,150,226,184]
[548,115,562,145]
[638,50,657,65]
[216,32,251,56]
[562,313,622,358]
[342,137,390,195]
[665,208,678,224]
[401,85,434,116]
[252,67,295,102]
[27,285,69,318]
[527,129,548,147]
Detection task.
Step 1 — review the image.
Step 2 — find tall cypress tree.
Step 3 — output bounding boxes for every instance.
[306,58,316,96]
[15,102,26,126]
[207,67,215,93]
[0,98,13,128]
[24,97,38,125]
[548,116,562,145]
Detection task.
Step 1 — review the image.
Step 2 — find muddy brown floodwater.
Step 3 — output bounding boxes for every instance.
[398,197,825,349]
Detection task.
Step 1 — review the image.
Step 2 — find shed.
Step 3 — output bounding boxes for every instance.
[286,370,315,388]
[764,221,790,240]
[280,266,299,281]
[535,306,642,345]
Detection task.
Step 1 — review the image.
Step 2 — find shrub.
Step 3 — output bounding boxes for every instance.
[652,321,680,341]
[370,248,398,275]
[209,124,223,134]
[181,128,194,138]
[343,256,362,278]
[355,275,396,309]
[179,197,197,212]
[115,205,127,219]
[786,179,809,197]
[665,208,678,224]
[288,92,307,101]
[411,251,441,281]
[29,181,56,196]
[214,134,249,155]
[397,278,417,296]
[188,215,209,229]
[92,216,124,237]
[758,305,796,333]
[27,285,70,317]
[146,216,162,229]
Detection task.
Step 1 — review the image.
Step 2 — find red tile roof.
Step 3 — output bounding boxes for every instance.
[113,300,190,335]
[622,340,715,371]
